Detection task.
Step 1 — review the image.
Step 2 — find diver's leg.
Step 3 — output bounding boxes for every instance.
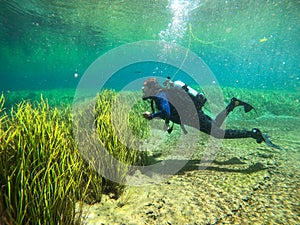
[214,97,255,127]
[200,122,252,139]
[212,126,266,142]
[214,109,229,128]
[214,98,237,127]
[223,128,265,143]
[197,112,265,142]
[206,125,265,142]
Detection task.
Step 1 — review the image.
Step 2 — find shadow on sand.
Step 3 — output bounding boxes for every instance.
[142,156,267,176]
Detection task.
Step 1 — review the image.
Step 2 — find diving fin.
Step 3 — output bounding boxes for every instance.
[263,133,284,150]
[230,97,258,116]
[244,103,254,113]
[243,102,259,116]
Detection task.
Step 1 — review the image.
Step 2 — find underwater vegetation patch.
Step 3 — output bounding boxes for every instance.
[73,89,149,195]
[0,90,149,224]
[200,87,300,118]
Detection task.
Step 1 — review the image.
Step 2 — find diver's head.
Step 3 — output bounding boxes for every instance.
[142,78,162,98]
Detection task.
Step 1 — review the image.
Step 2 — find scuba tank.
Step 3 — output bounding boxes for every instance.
[173,80,207,110]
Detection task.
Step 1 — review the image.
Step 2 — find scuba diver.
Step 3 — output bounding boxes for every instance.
[142,77,274,145]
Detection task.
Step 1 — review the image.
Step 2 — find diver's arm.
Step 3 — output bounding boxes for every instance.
[143,103,170,120]
[143,92,171,129]
[143,103,173,133]
[142,110,163,120]
[152,96,171,132]
[150,111,163,119]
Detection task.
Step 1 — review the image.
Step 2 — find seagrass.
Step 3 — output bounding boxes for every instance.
[0,90,148,224]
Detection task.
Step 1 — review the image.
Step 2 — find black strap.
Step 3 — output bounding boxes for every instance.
[150,99,155,114]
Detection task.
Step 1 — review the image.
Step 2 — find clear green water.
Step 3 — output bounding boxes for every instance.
[0,0,299,91]
[1,1,299,224]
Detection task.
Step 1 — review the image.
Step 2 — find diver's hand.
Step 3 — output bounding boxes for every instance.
[142,111,152,120]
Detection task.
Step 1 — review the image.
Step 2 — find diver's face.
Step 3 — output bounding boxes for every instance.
[142,85,149,95]
[142,83,153,97]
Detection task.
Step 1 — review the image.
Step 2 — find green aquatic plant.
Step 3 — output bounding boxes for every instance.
[74,90,149,197]
[128,92,151,140]
[0,89,149,224]
[96,90,148,162]
[0,94,103,225]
